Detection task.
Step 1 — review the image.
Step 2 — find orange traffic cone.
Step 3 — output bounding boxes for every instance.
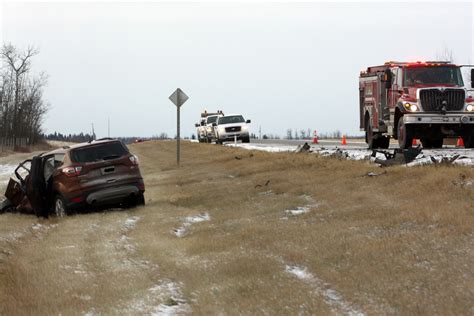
[341,135,347,145]
[312,130,318,144]
[457,137,465,147]
[412,138,417,146]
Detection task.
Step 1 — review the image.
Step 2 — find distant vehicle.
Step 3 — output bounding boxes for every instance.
[1,138,145,217]
[195,110,224,143]
[195,118,207,143]
[213,114,251,144]
[359,61,474,149]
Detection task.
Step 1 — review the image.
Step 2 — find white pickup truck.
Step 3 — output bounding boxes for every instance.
[213,114,251,144]
[195,111,224,143]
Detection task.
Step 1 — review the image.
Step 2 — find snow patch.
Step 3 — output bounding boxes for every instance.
[123,216,141,230]
[173,213,210,238]
[228,143,474,166]
[286,206,310,216]
[123,281,190,315]
[285,265,365,316]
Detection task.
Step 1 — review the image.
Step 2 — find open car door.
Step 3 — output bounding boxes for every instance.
[25,155,49,217]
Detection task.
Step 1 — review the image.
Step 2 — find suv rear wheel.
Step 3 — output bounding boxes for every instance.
[53,195,68,217]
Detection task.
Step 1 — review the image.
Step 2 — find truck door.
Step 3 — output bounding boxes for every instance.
[378,73,390,126]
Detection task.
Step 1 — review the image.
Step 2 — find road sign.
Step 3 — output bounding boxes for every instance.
[169,88,189,166]
[169,88,189,108]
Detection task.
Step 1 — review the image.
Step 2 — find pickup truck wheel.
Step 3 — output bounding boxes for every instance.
[397,118,413,149]
[53,195,68,217]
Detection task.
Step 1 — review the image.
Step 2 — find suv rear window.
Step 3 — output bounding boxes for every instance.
[70,142,129,163]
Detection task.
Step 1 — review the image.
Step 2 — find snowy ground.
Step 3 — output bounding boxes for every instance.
[227,143,474,166]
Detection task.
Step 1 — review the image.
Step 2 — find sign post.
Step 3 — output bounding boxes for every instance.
[169,88,189,166]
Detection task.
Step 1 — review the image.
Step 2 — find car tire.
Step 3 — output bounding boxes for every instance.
[53,195,68,217]
[137,193,145,206]
[242,137,250,143]
[0,198,12,214]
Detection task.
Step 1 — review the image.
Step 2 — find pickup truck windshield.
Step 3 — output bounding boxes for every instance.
[218,115,245,125]
[404,66,464,86]
[206,116,218,124]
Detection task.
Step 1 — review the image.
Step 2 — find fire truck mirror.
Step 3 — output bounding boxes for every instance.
[383,69,393,89]
[471,69,474,88]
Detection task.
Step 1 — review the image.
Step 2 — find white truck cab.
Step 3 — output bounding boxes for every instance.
[213,114,251,144]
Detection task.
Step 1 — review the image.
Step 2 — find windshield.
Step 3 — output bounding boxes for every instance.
[206,116,218,124]
[71,142,129,163]
[218,115,245,125]
[404,66,464,86]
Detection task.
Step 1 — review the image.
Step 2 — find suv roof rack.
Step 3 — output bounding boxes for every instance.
[95,137,115,141]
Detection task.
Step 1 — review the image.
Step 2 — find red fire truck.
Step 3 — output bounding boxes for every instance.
[359,61,474,149]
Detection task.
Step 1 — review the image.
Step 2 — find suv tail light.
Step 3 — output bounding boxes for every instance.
[129,155,139,165]
[62,166,83,177]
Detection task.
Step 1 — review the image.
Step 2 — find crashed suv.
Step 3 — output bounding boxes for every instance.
[1,138,145,217]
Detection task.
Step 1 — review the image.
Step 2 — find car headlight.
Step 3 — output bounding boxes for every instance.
[467,104,474,112]
[206,127,212,132]
[242,125,248,131]
[218,127,225,133]
[404,102,419,112]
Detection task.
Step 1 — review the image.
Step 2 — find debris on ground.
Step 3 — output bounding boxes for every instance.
[295,142,312,153]
[372,146,422,166]
[364,171,387,177]
[255,180,271,189]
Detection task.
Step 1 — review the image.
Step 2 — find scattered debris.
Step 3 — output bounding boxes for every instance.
[255,180,271,189]
[234,156,242,160]
[372,146,422,166]
[452,174,473,188]
[363,171,387,177]
[295,142,312,153]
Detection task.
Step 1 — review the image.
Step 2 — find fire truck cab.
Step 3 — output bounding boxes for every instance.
[359,61,474,149]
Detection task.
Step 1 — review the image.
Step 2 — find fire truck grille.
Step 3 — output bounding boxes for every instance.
[419,89,465,112]
[225,126,241,133]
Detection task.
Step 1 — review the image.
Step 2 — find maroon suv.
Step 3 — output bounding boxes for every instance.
[2,138,145,217]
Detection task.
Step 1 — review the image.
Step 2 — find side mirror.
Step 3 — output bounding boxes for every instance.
[471,69,474,88]
[194,123,199,127]
[212,122,217,127]
[246,120,251,123]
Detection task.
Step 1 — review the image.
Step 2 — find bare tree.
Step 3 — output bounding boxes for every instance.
[436,45,454,62]
[0,43,47,147]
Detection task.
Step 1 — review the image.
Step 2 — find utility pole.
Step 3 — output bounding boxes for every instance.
[259,126,262,140]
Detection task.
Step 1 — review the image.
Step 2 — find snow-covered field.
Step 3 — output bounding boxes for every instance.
[227,143,474,166]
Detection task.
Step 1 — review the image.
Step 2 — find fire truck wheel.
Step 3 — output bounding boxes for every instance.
[366,123,375,149]
[397,118,413,149]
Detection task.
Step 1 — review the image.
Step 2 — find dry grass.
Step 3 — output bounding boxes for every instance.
[0,140,474,314]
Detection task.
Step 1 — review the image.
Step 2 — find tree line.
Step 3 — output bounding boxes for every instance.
[0,43,48,148]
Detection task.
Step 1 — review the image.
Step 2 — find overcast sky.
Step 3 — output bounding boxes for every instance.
[1,1,473,138]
